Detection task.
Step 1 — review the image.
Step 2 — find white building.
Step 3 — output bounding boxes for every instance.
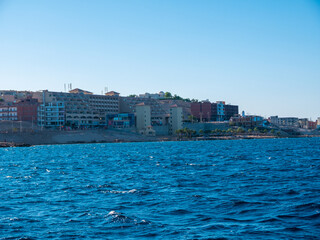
[270,116,299,127]
[0,106,18,121]
[138,91,165,99]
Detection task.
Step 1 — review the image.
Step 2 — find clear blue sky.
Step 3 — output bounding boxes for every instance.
[0,0,319,119]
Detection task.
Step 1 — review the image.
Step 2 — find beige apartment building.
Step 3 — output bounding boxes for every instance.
[169,106,183,135]
[135,103,151,131]
[120,96,168,126]
[33,89,119,127]
[135,103,155,136]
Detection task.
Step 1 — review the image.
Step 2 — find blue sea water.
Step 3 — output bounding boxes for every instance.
[0,138,320,239]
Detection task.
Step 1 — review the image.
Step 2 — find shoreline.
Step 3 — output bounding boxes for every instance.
[1,134,319,148]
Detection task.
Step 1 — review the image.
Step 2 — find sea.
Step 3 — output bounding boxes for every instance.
[0,138,320,239]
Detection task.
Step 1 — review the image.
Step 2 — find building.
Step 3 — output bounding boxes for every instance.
[301,119,317,130]
[135,103,151,132]
[135,103,155,136]
[0,106,18,121]
[230,115,264,128]
[270,116,299,127]
[120,96,168,126]
[33,90,119,127]
[0,90,33,102]
[14,98,39,122]
[158,99,191,121]
[37,102,65,128]
[105,91,120,97]
[169,106,183,135]
[299,118,309,128]
[308,121,317,130]
[317,117,320,129]
[106,113,135,128]
[190,101,211,122]
[0,94,15,102]
[224,103,239,121]
[138,91,165,99]
[191,101,238,122]
[0,98,39,122]
[69,88,93,95]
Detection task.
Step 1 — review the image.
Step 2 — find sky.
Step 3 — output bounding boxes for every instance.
[0,0,319,120]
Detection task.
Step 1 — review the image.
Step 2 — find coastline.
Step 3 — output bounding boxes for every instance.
[0,130,319,148]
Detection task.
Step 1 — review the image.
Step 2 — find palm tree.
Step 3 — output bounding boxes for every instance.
[236,127,245,134]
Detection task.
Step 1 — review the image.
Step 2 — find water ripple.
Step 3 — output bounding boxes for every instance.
[0,138,320,239]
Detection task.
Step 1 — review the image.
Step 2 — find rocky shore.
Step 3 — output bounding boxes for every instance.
[0,142,31,148]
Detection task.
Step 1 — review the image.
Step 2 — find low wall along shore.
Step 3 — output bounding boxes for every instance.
[0,129,164,146]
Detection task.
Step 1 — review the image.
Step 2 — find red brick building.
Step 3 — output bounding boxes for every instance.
[191,101,238,122]
[190,102,212,121]
[14,98,39,122]
[308,121,317,130]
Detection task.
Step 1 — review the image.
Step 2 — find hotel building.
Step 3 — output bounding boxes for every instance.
[33,89,119,127]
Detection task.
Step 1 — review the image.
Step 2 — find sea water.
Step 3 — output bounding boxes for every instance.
[0,138,319,239]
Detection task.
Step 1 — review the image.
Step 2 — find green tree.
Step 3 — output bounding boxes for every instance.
[236,127,245,133]
[164,92,172,98]
[173,94,183,100]
[254,127,259,132]
[128,94,137,98]
[188,115,197,123]
[248,129,253,133]
[226,128,233,134]
[270,129,275,134]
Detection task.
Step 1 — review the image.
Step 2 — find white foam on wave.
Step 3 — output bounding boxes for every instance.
[108,210,121,216]
[109,189,138,194]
